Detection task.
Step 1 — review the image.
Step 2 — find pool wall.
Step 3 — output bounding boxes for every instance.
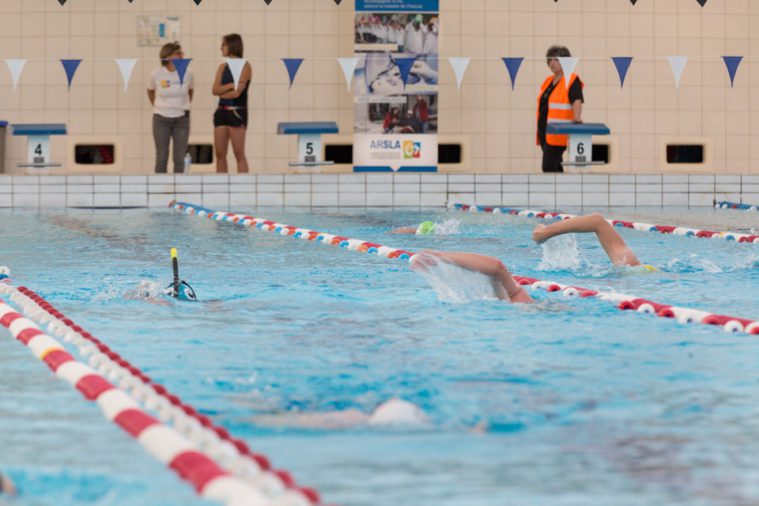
[0,173,756,209]
[1,1,758,175]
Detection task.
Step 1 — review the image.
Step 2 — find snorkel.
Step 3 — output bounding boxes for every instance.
[167,248,197,302]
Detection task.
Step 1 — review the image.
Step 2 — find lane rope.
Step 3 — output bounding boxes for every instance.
[715,200,759,212]
[169,201,759,336]
[451,203,759,243]
[0,276,275,506]
[0,275,322,506]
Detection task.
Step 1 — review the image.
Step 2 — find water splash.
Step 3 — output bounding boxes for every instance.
[411,255,499,303]
[434,219,461,236]
[124,279,167,300]
[538,234,581,271]
[90,284,122,303]
[665,255,723,274]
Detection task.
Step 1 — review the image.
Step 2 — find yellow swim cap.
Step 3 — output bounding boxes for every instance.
[642,264,658,273]
[416,221,436,235]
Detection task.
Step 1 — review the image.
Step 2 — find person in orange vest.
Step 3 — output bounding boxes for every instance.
[537,45,584,173]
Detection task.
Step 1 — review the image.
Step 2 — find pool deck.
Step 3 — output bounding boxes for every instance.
[0,173,756,209]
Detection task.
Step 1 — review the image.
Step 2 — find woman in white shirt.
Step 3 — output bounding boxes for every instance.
[147,42,194,173]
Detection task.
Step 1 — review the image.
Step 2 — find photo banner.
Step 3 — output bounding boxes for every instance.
[353,0,439,172]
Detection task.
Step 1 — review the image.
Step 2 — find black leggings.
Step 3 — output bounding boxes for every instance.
[541,143,566,173]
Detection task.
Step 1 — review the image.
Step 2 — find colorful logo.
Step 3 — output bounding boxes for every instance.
[160,80,171,89]
[403,141,421,159]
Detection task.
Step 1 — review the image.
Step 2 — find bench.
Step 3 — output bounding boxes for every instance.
[12,123,67,173]
[546,122,610,173]
[277,121,339,168]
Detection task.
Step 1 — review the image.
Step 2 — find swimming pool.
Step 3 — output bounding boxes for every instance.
[1,206,758,505]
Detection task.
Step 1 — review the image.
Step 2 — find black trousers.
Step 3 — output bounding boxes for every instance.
[541,143,566,173]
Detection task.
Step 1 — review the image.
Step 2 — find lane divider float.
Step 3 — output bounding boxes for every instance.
[169,201,414,261]
[715,200,758,212]
[169,201,759,336]
[0,280,273,506]
[0,278,322,506]
[452,203,759,244]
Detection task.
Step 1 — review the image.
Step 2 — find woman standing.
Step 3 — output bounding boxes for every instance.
[147,42,194,174]
[536,45,584,173]
[212,33,252,173]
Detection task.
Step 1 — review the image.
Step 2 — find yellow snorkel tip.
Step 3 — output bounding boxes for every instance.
[171,248,178,259]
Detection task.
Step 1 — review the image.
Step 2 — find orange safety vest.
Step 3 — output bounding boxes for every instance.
[537,73,582,147]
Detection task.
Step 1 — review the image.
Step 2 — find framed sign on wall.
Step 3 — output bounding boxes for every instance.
[137,16,181,47]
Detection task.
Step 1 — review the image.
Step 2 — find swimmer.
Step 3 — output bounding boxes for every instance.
[391,221,437,235]
[532,213,651,268]
[252,398,428,430]
[412,250,535,304]
[124,280,172,306]
[0,472,17,497]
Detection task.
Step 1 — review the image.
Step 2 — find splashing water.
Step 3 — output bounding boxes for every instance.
[90,284,123,303]
[665,255,723,274]
[125,279,167,300]
[411,255,499,303]
[538,234,581,271]
[434,219,461,236]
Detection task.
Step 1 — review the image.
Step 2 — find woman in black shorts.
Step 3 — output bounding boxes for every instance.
[212,33,252,173]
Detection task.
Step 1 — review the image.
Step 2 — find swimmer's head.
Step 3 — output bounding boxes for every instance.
[368,398,428,426]
[642,264,658,273]
[416,221,436,235]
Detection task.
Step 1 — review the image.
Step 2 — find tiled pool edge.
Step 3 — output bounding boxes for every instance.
[1,173,757,209]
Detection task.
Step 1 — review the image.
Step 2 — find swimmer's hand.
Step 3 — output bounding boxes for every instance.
[532,224,550,244]
[410,250,442,272]
[509,287,534,304]
[0,473,17,497]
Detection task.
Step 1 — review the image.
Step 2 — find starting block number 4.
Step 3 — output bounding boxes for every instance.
[28,136,51,166]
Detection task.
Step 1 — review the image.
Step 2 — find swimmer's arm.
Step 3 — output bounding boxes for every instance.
[533,214,641,267]
[421,251,533,303]
[253,409,369,430]
[533,214,609,243]
[390,227,417,234]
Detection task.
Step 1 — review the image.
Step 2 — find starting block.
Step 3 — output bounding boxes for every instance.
[546,122,610,173]
[277,122,339,167]
[12,123,67,173]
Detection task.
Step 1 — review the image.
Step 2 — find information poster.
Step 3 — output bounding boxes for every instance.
[137,16,181,47]
[353,0,439,172]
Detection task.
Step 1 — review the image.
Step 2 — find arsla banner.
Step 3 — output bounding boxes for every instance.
[354,0,439,172]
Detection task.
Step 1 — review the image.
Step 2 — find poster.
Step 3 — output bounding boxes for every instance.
[137,16,181,47]
[354,0,439,172]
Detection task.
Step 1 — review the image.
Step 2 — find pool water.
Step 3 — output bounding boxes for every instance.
[1,207,758,506]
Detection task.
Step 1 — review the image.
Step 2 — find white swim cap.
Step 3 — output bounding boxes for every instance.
[368,398,428,426]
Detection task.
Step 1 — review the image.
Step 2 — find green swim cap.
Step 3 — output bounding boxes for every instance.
[416,221,436,235]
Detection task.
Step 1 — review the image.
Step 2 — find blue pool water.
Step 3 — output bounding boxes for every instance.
[1,207,758,505]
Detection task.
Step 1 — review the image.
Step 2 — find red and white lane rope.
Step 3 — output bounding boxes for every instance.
[170,201,415,261]
[0,283,273,506]
[452,203,759,244]
[170,201,759,336]
[0,280,322,506]
[510,275,759,335]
